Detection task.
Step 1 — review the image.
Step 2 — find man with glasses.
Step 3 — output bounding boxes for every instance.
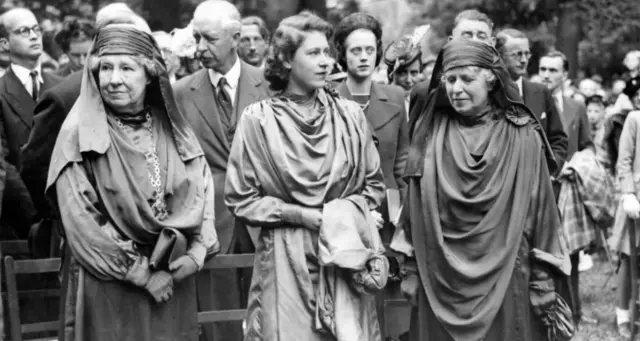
[238,16,269,69]
[0,8,61,240]
[496,28,567,174]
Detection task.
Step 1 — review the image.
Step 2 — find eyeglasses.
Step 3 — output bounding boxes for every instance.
[505,50,531,60]
[12,25,43,38]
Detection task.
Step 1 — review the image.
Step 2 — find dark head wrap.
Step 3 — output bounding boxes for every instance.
[405,39,556,177]
[623,76,640,99]
[47,25,204,192]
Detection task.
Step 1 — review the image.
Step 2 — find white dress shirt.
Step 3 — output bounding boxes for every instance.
[553,90,564,113]
[208,57,241,106]
[11,63,43,98]
[515,77,523,97]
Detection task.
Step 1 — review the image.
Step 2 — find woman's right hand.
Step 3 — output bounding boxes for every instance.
[401,273,420,307]
[623,194,640,219]
[145,271,174,304]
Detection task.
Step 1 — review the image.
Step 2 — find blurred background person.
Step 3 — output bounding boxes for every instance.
[238,16,269,69]
[152,30,180,83]
[54,17,95,77]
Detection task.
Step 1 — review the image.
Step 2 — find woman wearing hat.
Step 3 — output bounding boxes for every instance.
[607,75,640,338]
[384,36,424,114]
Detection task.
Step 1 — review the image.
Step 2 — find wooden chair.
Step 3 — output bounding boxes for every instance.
[3,256,61,341]
[197,253,255,324]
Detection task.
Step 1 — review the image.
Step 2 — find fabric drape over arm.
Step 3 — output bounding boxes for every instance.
[186,164,220,270]
[56,162,142,281]
[616,111,639,194]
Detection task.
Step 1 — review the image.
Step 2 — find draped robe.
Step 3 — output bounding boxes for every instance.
[224,89,385,341]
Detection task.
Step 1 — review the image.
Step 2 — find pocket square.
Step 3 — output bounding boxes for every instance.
[540,112,547,120]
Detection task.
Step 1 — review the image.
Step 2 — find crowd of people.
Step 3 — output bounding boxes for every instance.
[0,1,640,341]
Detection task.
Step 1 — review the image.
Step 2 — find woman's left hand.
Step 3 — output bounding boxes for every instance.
[169,255,199,283]
[371,210,384,229]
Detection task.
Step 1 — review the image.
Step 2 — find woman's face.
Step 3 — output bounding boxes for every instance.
[98,55,149,114]
[393,59,421,92]
[443,67,492,117]
[285,30,332,95]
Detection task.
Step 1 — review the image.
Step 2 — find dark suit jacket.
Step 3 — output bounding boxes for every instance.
[173,62,270,253]
[0,67,61,234]
[20,71,82,215]
[522,79,568,173]
[335,82,409,194]
[561,96,592,161]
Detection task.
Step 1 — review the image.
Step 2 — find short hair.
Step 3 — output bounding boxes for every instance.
[264,11,333,92]
[542,50,569,72]
[241,16,270,41]
[333,13,383,71]
[0,8,36,39]
[495,28,528,53]
[585,94,605,107]
[453,9,494,33]
[55,18,96,53]
[194,0,241,34]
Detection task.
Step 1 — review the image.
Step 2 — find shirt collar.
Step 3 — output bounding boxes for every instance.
[11,63,43,85]
[515,77,523,96]
[209,56,241,89]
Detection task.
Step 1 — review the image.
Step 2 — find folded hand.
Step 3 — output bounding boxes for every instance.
[169,255,199,283]
[371,210,384,229]
[145,271,174,304]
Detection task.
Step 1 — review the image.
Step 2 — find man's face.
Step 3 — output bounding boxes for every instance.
[538,56,565,93]
[501,37,530,80]
[193,16,239,72]
[450,19,494,45]
[67,38,92,67]
[2,11,43,61]
[238,24,267,67]
[344,29,377,81]
[624,52,640,72]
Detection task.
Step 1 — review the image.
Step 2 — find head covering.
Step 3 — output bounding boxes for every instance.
[46,25,205,244]
[623,76,640,99]
[384,34,422,80]
[405,38,556,177]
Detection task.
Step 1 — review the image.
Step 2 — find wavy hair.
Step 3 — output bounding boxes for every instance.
[264,11,333,92]
[333,12,383,71]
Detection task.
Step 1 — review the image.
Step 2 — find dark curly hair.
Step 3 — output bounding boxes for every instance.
[264,11,333,92]
[332,13,383,72]
[55,18,96,53]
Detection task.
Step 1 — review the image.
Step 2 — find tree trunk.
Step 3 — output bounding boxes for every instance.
[556,1,581,79]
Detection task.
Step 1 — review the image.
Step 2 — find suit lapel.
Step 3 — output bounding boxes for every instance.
[234,62,263,124]
[189,70,230,150]
[561,97,578,129]
[522,80,543,120]
[3,68,35,127]
[368,83,400,131]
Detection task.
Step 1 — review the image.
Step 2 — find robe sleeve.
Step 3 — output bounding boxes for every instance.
[55,162,147,283]
[224,113,297,228]
[617,111,639,194]
[186,161,220,270]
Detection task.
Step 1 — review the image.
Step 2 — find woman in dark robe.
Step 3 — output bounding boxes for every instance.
[225,11,388,341]
[46,24,219,341]
[399,39,571,341]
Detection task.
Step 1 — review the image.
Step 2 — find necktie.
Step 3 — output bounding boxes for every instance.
[30,70,39,102]
[217,77,233,120]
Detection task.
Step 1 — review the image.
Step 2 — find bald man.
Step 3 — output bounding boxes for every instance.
[173,1,270,340]
[0,8,61,240]
[19,9,148,258]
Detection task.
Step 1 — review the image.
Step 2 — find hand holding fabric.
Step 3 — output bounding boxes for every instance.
[169,255,199,283]
[145,271,174,304]
[124,256,152,287]
[371,210,384,229]
[281,204,322,230]
[622,194,640,219]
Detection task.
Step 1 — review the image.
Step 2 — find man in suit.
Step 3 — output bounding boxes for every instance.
[495,28,568,173]
[410,9,494,125]
[0,8,61,239]
[238,16,269,69]
[333,12,409,339]
[19,5,147,257]
[538,50,594,327]
[172,1,270,340]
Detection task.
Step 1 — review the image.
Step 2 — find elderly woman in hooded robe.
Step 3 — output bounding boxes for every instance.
[46,24,219,341]
[398,39,572,341]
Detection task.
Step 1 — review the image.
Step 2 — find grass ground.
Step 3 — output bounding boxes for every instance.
[577,255,627,341]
